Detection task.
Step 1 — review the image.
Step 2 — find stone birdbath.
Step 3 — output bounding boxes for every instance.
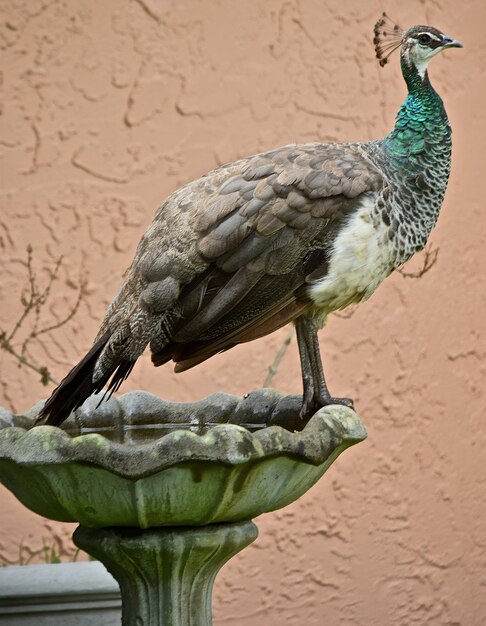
[0,389,366,625]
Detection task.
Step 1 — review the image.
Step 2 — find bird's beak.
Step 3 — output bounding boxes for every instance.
[441,36,464,49]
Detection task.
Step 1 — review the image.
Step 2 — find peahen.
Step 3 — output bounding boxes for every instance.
[37,15,462,427]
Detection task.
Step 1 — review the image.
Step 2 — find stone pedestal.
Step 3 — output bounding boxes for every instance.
[0,390,367,625]
[74,522,258,626]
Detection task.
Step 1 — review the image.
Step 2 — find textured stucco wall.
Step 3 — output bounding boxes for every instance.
[1,0,485,624]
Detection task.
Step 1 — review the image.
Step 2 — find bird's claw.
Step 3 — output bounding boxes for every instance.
[327,396,355,409]
[299,395,355,421]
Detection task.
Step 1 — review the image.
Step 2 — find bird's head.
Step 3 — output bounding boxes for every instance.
[374,14,463,78]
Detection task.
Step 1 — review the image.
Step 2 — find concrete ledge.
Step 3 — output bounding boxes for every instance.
[0,561,121,625]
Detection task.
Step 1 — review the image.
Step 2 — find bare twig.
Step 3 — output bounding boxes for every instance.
[6,245,36,343]
[0,246,87,386]
[263,327,295,387]
[23,274,87,349]
[398,245,439,278]
[0,332,54,385]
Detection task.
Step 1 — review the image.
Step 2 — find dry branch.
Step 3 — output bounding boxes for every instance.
[0,246,87,386]
[263,327,295,388]
[398,245,439,278]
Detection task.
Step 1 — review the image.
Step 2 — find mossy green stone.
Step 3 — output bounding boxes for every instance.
[0,391,366,528]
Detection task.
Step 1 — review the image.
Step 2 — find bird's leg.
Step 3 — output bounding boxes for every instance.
[295,315,354,420]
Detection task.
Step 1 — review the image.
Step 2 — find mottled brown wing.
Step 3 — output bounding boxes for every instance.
[37,142,384,427]
[139,142,384,370]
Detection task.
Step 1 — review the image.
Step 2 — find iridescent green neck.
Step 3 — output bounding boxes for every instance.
[384,56,449,164]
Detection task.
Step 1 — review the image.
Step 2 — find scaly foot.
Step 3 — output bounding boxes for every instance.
[299,395,355,421]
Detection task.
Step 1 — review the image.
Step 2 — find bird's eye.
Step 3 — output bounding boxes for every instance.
[418,33,432,44]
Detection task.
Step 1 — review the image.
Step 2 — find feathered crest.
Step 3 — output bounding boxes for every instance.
[373,13,404,67]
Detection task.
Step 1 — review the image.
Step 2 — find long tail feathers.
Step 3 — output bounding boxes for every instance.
[36,334,135,427]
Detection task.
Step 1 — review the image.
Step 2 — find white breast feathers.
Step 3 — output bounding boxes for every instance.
[308,193,394,312]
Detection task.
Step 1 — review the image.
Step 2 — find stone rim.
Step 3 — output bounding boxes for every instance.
[0,393,366,480]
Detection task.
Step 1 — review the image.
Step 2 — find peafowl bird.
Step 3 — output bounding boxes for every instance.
[37,15,462,427]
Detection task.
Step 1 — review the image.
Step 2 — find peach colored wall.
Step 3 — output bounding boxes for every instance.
[1,0,485,623]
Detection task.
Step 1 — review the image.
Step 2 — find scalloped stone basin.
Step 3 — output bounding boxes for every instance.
[0,390,366,528]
